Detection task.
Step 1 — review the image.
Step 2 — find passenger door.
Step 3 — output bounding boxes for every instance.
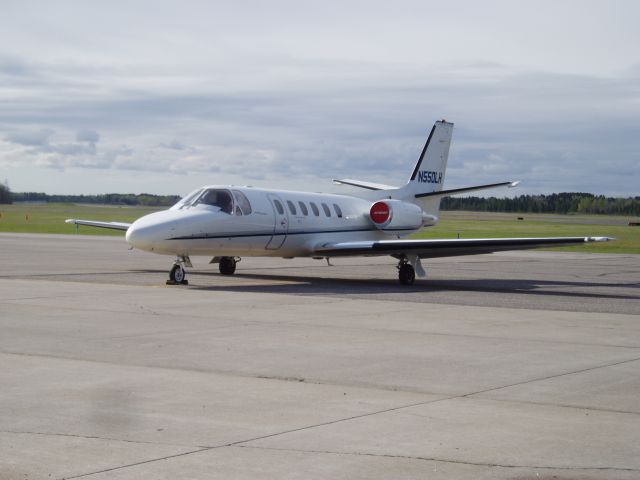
[266,194,288,249]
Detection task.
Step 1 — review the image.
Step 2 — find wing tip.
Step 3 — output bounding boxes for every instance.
[586,236,615,242]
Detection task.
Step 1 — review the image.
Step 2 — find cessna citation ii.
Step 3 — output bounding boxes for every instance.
[66,120,611,285]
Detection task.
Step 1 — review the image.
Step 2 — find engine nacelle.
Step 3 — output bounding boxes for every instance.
[369,199,426,232]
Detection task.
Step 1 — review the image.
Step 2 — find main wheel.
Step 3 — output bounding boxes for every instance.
[219,256,237,275]
[170,264,186,283]
[398,263,415,285]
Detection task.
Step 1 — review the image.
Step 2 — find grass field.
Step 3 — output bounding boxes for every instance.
[1,203,638,254]
[0,203,161,236]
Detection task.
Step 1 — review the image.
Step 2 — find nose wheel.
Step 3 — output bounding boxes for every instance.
[169,264,186,283]
[167,256,190,285]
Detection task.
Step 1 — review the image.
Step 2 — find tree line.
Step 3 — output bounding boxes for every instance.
[441,192,640,215]
[0,182,10,204]
[9,191,181,207]
[2,187,639,215]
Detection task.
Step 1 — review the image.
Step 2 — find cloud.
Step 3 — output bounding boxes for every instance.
[5,129,54,147]
[0,53,638,196]
[0,56,35,77]
[159,140,186,150]
[76,129,100,144]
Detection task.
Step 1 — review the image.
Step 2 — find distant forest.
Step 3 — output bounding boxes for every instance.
[3,189,640,215]
[440,193,640,216]
[10,192,181,207]
[0,183,10,204]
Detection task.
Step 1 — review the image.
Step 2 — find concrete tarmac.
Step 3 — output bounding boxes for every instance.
[1,233,639,479]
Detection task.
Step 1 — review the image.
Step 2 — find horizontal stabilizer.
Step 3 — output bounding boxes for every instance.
[65,219,131,231]
[333,178,398,191]
[415,181,519,199]
[314,236,613,259]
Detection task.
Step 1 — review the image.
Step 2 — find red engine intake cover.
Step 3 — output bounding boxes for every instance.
[370,201,391,224]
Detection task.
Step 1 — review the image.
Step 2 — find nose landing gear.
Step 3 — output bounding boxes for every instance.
[169,264,186,284]
[167,255,191,285]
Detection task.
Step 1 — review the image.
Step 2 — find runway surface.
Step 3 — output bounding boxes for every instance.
[1,233,639,479]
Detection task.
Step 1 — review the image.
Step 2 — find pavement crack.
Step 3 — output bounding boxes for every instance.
[225,397,456,448]
[463,355,640,398]
[233,445,640,473]
[59,447,213,480]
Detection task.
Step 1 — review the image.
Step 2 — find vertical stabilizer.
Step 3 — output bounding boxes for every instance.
[398,120,453,214]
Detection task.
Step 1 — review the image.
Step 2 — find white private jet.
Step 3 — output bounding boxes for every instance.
[67,120,611,285]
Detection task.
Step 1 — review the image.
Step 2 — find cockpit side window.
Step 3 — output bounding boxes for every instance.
[232,190,252,216]
[195,188,233,214]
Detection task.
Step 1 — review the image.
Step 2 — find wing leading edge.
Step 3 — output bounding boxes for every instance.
[65,219,131,231]
[314,237,613,259]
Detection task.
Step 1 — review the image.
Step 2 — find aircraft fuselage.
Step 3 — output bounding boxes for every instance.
[125,187,406,258]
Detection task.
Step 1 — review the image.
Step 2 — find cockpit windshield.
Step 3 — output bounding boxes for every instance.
[173,188,204,210]
[171,187,253,215]
[194,188,234,214]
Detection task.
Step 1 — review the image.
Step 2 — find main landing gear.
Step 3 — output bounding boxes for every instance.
[396,254,424,286]
[397,259,415,285]
[209,256,241,275]
[218,256,239,275]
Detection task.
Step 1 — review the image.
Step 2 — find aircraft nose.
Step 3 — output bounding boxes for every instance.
[125,219,156,251]
[125,210,186,252]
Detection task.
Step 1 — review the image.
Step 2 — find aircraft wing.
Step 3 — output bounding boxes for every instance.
[65,219,131,231]
[332,178,398,190]
[313,236,612,259]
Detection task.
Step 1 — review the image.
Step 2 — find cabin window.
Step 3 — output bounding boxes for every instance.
[286,200,297,215]
[273,199,285,215]
[310,202,320,216]
[195,188,233,214]
[333,204,343,218]
[232,190,252,216]
[321,203,331,217]
[298,201,309,216]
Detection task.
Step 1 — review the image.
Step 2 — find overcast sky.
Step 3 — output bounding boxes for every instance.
[1,0,639,197]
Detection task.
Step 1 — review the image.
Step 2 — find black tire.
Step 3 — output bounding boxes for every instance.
[219,257,237,275]
[170,264,185,283]
[398,264,415,285]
